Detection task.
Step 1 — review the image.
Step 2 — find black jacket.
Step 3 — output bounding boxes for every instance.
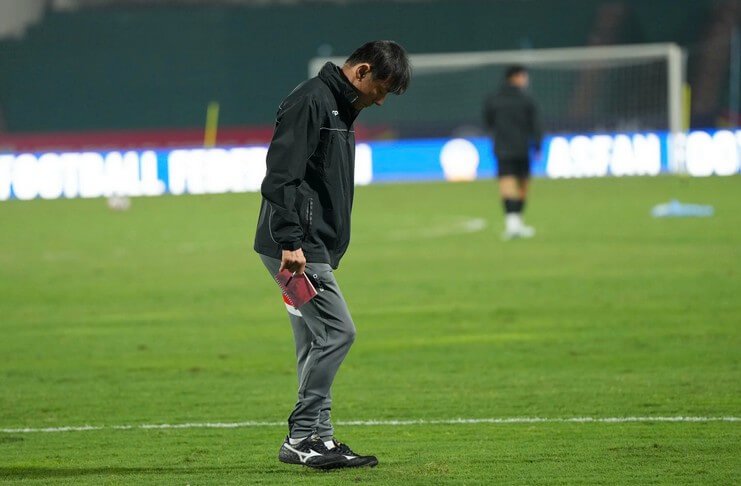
[483,84,542,159]
[254,63,360,269]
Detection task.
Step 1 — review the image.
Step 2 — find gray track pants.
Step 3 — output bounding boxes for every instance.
[259,254,356,440]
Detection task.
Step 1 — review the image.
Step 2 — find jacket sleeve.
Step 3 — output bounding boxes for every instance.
[529,99,543,151]
[261,95,322,251]
[483,95,496,132]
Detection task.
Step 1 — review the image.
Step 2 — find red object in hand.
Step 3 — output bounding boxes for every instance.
[274,270,317,308]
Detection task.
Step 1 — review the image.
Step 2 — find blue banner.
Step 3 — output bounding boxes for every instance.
[0,130,739,201]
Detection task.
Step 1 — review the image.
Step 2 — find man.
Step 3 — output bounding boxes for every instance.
[254,40,411,470]
[483,65,542,240]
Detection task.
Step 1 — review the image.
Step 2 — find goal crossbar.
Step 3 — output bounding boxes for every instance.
[308,43,686,133]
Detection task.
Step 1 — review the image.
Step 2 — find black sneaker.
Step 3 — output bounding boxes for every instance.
[278,435,348,470]
[331,439,379,468]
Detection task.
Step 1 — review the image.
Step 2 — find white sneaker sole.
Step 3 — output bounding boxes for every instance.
[502,228,536,240]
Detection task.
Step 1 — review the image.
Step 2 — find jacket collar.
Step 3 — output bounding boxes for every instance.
[500,84,523,94]
[318,62,360,120]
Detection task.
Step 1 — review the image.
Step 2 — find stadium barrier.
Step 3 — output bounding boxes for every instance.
[0,129,739,201]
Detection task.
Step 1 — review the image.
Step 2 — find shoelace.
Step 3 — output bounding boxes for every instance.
[333,441,358,456]
[308,438,331,454]
[291,436,330,454]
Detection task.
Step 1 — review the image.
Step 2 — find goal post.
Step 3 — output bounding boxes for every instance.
[309,43,686,136]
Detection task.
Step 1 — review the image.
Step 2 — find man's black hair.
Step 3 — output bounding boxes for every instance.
[345,40,411,95]
[505,65,528,80]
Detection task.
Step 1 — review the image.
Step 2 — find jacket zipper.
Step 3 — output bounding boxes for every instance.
[304,197,313,233]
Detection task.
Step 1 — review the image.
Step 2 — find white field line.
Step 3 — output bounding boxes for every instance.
[387,217,488,241]
[1,416,738,434]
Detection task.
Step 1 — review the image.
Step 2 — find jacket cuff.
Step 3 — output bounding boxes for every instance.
[280,241,302,251]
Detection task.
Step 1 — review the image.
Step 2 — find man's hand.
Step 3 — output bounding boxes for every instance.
[280,248,306,275]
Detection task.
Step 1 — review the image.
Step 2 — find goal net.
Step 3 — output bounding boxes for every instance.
[309,43,685,138]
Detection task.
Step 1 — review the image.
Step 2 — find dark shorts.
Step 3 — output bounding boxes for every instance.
[497,157,530,178]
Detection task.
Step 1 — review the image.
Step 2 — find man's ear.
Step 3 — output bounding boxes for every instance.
[355,63,372,80]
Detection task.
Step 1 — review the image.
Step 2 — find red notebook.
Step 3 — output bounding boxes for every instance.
[274,269,318,308]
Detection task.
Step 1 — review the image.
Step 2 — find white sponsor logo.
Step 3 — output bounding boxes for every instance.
[0,151,165,201]
[355,143,373,186]
[284,444,323,464]
[439,138,480,182]
[167,147,268,195]
[285,302,302,317]
[546,130,741,178]
[681,130,741,177]
[1,142,374,201]
[546,133,662,178]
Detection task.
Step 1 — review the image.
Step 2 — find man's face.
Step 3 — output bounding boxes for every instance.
[344,63,391,109]
[511,72,529,89]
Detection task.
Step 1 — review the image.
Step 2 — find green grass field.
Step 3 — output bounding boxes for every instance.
[1,176,739,484]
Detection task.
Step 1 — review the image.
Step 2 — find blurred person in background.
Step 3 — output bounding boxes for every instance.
[484,65,542,240]
[254,40,411,470]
